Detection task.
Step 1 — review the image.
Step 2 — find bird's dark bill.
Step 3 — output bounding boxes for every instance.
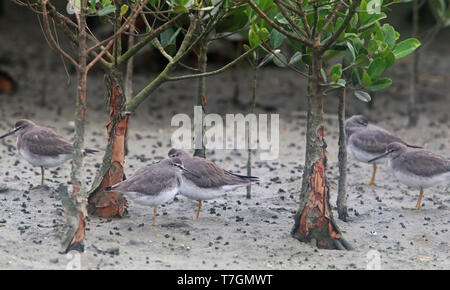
[0,127,20,139]
[368,150,392,163]
[181,167,201,178]
[173,163,200,178]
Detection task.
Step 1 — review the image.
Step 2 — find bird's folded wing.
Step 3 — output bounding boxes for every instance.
[183,158,252,188]
[402,151,450,177]
[350,129,404,154]
[22,128,73,156]
[113,166,177,195]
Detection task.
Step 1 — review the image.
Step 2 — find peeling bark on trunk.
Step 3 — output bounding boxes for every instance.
[88,72,128,218]
[291,51,351,250]
[124,13,135,157]
[337,87,348,221]
[101,74,128,188]
[59,185,84,252]
[66,2,88,251]
[88,15,200,209]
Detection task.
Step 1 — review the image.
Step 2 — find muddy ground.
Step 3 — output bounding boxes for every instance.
[0,3,449,269]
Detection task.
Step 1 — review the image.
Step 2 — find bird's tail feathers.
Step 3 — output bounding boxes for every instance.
[406,144,423,149]
[229,172,260,182]
[84,148,99,155]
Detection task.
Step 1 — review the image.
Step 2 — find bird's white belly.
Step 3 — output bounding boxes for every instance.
[347,143,385,164]
[19,148,71,168]
[125,188,178,207]
[179,179,247,201]
[390,162,450,189]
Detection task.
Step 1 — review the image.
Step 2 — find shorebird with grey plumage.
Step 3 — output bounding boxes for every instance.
[345,115,420,186]
[168,148,259,220]
[369,142,450,210]
[109,157,200,226]
[0,119,98,187]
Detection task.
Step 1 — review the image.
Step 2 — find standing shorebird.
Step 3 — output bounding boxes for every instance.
[345,115,420,186]
[109,157,200,226]
[369,142,450,210]
[0,119,97,186]
[168,148,259,220]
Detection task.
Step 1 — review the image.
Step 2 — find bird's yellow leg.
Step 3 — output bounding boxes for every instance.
[152,207,157,226]
[32,167,45,189]
[366,163,377,186]
[402,188,424,210]
[195,201,202,220]
[41,166,45,186]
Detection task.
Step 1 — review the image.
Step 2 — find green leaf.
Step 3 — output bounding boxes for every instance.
[120,4,128,16]
[369,78,392,91]
[362,70,371,87]
[168,28,181,47]
[381,49,396,69]
[289,51,303,65]
[368,39,378,54]
[344,33,359,39]
[258,53,274,68]
[335,17,346,41]
[354,90,371,102]
[274,14,290,25]
[360,13,387,30]
[175,0,189,6]
[89,0,97,12]
[337,79,346,87]
[272,50,287,67]
[258,0,275,12]
[173,5,189,14]
[360,26,376,40]
[98,4,115,16]
[321,68,327,83]
[160,28,179,48]
[350,13,358,28]
[429,0,447,21]
[216,8,248,33]
[359,0,369,21]
[249,28,260,48]
[393,38,421,59]
[256,28,270,41]
[382,24,397,48]
[351,67,363,86]
[346,41,356,62]
[269,29,286,49]
[323,49,342,61]
[355,54,370,66]
[374,21,384,42]
[149,0,160,8]
[160,29,173,47]
[367,57,386,79]
[331,78,347,88]
[330,64,342,83]
[194,0,202,8]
